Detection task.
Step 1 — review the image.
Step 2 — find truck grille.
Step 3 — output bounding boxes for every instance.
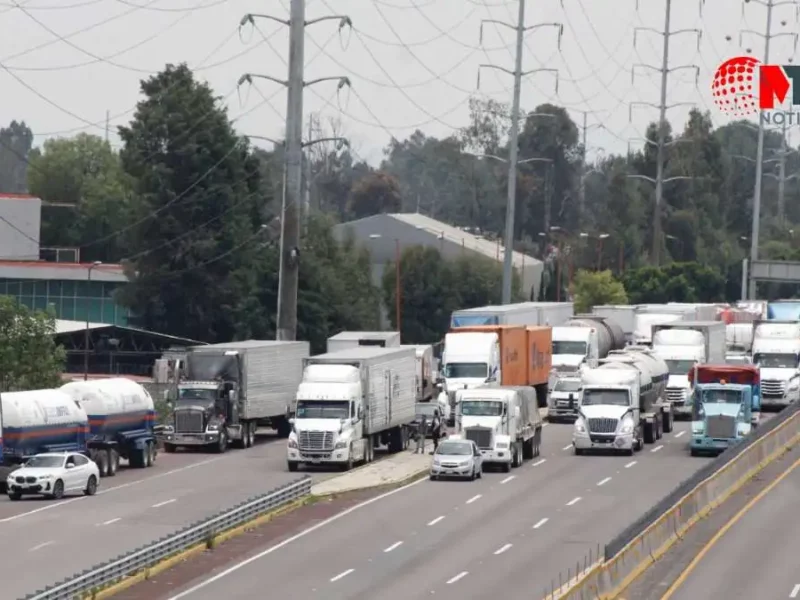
[666,388,686,404]
[762,380,786,397]
[588,418,618,434]
[298,431,334,451]
[175,410,204,433]
[706,415,737,439]
[465,427,493,449]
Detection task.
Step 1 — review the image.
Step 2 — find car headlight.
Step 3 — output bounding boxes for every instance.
[574,418,586,433]
[287,439,297,449]
[619,418,634,434]
[459,460,471,466]
[334,440,348,449]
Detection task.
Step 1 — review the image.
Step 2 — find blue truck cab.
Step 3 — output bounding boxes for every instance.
[689,364,760,457]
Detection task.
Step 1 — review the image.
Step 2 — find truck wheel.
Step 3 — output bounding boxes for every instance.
[573,447,584,456]
[522,438,533,460]
[215,432,228,454]
[287,461,299,472]
[95,451,109,478]
[246,423,255,448]
[663,412,673,433]
[275,419,291,439]
[163,443,176,453]
[341,446,354,472]
[147,443,157,466]
[106,449,119,477]
[502,461,511,473]
[644,423,656,444]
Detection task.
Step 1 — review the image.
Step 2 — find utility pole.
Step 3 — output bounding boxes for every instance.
[576,110,603,226]
[238,4,351,340]
[628,0,701,266]
[740,0,798,298]
[477,0,562,304]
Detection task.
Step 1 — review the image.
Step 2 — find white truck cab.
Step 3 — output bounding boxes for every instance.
[551,326,597,376]
[651,329,704,418]
[752,338,800,409]
[438,332,499,424]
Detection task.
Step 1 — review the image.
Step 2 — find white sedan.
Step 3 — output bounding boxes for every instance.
[6,452,100,500]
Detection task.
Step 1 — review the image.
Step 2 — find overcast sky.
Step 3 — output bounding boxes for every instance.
[1,0,798,165]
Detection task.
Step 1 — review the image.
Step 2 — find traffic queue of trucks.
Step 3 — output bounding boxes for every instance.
[0,378,158,490]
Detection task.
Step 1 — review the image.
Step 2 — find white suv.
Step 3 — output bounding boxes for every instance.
[6,452,100,500]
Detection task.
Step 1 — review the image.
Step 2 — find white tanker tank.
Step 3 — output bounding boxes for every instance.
[0,389,89,485]
[60,378,158,476]
[567,314,626,359]
[600,348,669,413]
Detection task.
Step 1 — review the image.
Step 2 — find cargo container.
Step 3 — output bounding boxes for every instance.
[450,302,573,328]
[327,331,400,353]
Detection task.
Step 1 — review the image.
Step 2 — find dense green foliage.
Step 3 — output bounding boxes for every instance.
[573,270,628,313]
[0,296,65,391]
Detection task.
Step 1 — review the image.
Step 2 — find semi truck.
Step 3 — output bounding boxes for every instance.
[60,378,159,475]
[327,331,400,352]
[450,302,573,328]
[651,321,726,419]
[287,346,416,471]
[163,340,310,452]
[767,300,800,320]
[438,325,551,423]
[546,375,582,422]
[572,347,673,456]
[751,319,800,410]
[551,315,625,374]
[452,386,543,472]
[688,364,760,456]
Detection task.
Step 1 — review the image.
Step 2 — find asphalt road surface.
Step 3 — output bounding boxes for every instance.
[158,422,714,600]
[1,431,343,600]
[663,454,800,600]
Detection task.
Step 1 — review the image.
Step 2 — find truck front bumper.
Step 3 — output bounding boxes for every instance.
[547,407,578,422]
[761,395,794,409]
[164,433,219,445]
[573,432,634,451]
[691,435,741,453]
[478,448,511,465]
[287,448,350,465]
[671,401,692,417]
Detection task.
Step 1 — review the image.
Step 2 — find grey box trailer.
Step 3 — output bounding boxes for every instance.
[327,331,401,353]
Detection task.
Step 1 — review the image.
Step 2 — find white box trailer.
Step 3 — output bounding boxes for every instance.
[403,344,436,401]
[591,305,638,342]
[326,331,401,353]
[288,346,416,471]
[451,302,573,328]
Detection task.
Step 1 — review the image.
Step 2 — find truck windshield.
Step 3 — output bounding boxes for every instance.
[555,379,581,392]
[699,389,742,404]
[552,341,587,355]
[665,359,696,375]
[581,390,629,406]
[753,353,799,368]
[461,400,503,416]
[178,388,216,402]
[444,363,487,378]
[296,400,349,419]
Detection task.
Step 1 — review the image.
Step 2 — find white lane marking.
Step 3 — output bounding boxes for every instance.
[494,543,513,555]
[428,516,445,526]
[0,457,222,523]
[152,499,177,508]
[566,497,582,506]
[330,568,354,582]
[165,476,428,599]
[624,461,637,468]
[651,445,664,453]
[562,444,573,451]
[674,431,685,438]
[533,518,549,529]
[447,571,469,584]
[500,475,515,484]
[597,477,611,486]
[532,459,546,467]
[790,583,800,598]
[29,541,54,552]
[384,541,403,553]
[99,517,121,526]
[466,494,482,504]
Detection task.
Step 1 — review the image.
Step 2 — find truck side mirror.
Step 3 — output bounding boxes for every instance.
[358,406,364,420]
[436,382,443,390]
[288,417,295,426]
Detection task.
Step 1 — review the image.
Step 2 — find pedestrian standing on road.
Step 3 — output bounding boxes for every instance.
[416,414,427,454]
[430,410,441,454]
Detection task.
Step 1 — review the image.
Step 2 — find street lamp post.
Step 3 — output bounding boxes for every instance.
[84,260,102,381]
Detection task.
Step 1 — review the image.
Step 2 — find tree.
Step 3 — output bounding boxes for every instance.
[622,262,726,304]
[0,296,65,391]
[0,120,36,193]
[29,134,133,262]
[116,64,265,342]
[347,171,402,219]
[572,270,628,313]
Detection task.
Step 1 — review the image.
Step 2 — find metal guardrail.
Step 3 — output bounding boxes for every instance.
[22,477,312,600]
[551,402,800,600]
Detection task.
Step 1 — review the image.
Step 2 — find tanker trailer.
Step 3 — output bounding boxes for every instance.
[567,314,626,359]
[60,378,157,477]
[0,389,89,491]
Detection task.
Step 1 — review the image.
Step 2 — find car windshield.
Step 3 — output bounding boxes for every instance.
[754,353,799,368]
[25,456,64,468]
[552,341,587,355]
[581,390,630,406]
[444,363,487,378]
[178,388,216,402]
[296,400,349,419]
[665,360,696,375]
[436,442,472,456]
[699,389,742,405]
[555,379,581,392]
[460,400,503,416]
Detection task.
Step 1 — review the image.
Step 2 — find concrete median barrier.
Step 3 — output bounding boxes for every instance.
[546,402,800,600]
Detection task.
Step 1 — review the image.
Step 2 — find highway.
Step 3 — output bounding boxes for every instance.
[662,455,800,600]
[161,422,712,600]
[0,432,343,600]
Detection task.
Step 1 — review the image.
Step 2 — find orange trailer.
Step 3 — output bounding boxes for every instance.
[526,326,553,386]
[450,325,528,385]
